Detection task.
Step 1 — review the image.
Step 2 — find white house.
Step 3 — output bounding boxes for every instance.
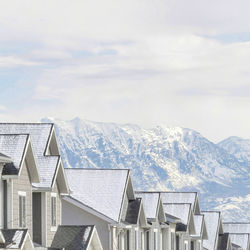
[62,168,142,250]
[223,223,250,250]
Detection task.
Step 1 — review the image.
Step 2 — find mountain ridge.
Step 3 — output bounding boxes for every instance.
[41,117,250,221]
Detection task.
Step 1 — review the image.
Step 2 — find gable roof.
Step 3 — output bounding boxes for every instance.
[203,211,223,250]
[50,225,96,250]
[191,214,206,238]
[0,229,29,249]
[0,134,29,173]
[0,134,39,182]
[161,192,200,214]
[229,234,250,250]
[65,169,129,222]
[163,203,195,234]
[223,223,250,234]
[135,192,161,220]
[0,123,68,191]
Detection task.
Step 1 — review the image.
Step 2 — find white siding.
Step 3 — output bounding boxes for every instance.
[62,199,110,250]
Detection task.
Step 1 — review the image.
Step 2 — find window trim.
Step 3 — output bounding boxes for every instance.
[18,191,26,228]
[51,193,57,231]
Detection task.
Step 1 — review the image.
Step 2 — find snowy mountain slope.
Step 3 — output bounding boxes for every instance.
[41,117,250,221]
[218,136,250,162]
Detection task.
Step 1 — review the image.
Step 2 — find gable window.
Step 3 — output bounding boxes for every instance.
[18,191,26,228]
[51,193,57,229]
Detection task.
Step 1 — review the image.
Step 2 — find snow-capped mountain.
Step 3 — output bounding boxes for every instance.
[41,117,250,221]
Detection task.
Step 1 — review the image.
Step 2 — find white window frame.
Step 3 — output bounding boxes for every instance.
[51,193,57,231]
[18,191,26,228]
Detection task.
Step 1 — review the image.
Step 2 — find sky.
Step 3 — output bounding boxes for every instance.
[1,0,250,142]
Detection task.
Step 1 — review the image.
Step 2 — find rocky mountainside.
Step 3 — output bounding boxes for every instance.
[41,117,250,221]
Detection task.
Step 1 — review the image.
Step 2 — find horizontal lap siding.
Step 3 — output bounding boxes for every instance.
[12,161,33,237]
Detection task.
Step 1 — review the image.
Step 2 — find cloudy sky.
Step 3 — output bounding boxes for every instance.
[1,0,250,142]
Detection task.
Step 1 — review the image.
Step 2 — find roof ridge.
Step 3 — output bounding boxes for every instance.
[65,168,130,171]
[163,203,192,205]
[0,122,54,125]
[0,133,30,136]
[160,191,198,194]
[223,222,250,224]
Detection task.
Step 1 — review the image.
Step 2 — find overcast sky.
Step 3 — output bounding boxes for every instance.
[1,0,250,142]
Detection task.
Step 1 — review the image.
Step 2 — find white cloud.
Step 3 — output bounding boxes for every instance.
[1,0,250,141]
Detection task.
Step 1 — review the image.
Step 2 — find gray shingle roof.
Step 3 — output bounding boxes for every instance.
[202,211,221,250]
[125,198,141,224]
[50,225,94,250]
[135,192,160,219]
[65,169,129,222]
[223,223,250,234]
[163,203,191,226]
[161,192,197,212]
[229,234,250,250]
[0,123,58,188]
[0,134,29,175]
[0,229,28,249]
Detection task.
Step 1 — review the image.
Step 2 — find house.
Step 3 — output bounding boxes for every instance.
[163,203,196,250]
[49,225,103,250]
[161,192,208,250]
[135,191,170,250]
[223,223,250,250]
[202,211,232,250]
[0,134,40,250]
[62,168,145,250]
[0,123,103,250]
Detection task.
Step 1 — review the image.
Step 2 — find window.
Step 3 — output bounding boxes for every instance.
[171,232,175,250]
[125,230,130,250]
[154,230,158,250]
[18,192,26,228]
[191,241,195,250]
[176,235,180,250]
[51,193,57,228]
[145,231,150,250]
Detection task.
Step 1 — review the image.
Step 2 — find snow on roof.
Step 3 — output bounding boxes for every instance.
[51,225,94,250]
[65,169,129,222]
[223,223,250,234]
[163,203,191,225]
[161,192,197,212]
[202,211,220,250]
[229,234,250,250]
[135,192,160,219]
[0,123,57,188]
[0,229,28,249]
[0,134,28,171]
[191,214,204,237]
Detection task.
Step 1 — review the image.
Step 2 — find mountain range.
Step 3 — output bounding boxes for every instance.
[41,117,250,221]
